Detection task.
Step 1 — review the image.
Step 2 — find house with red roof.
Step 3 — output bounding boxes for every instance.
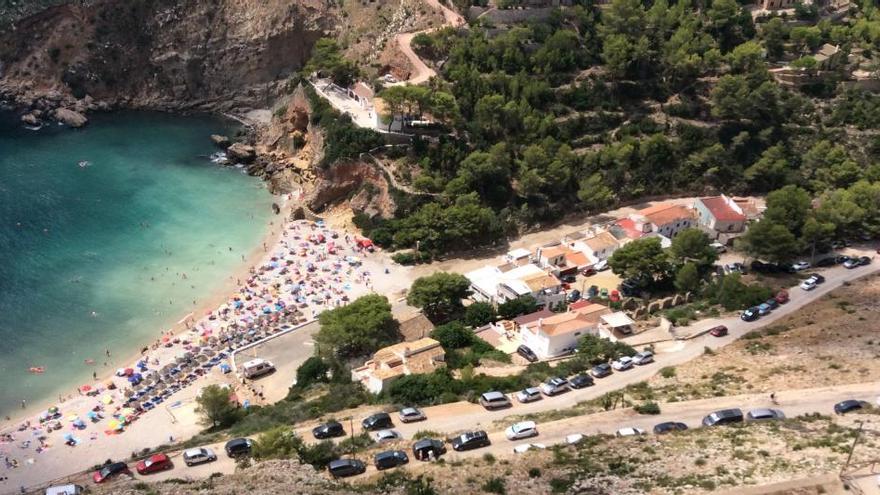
[694,195,747,234]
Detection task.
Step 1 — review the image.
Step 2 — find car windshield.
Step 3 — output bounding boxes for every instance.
[99,467,112,477]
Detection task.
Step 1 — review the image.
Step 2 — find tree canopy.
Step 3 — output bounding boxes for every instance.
[315,294,399,359]
[407,272,473,322]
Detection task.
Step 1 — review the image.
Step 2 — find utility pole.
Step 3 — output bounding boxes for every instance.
[841,420,865,475]
[349,416,355,458]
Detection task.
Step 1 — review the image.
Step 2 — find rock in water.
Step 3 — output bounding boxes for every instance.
[20,112,40,126]
[210,134,231,148]
[227,143,256,163]
[54,108,88,128]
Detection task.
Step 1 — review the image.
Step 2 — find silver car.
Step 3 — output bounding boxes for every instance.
[398,407,426,423]
[183,447,217,466]
[374,429,402,443]
[746,408,785,421]
[516,387,543,403]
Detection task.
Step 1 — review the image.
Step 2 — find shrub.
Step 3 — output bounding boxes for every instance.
[660,366,676,378]
[392,250,433,265]
[482,453,496,464]
[481,477,506,494]
[635,402,661,415]
[528,467,542,478]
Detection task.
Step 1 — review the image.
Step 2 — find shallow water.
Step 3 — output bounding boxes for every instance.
[0,111,274,418]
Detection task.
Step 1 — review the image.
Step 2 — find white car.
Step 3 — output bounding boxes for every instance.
[540,377,569,396]
[505,421,539,441]
[513,443,546,454]
[594,259,609,271]
[398,407,426,423]
[374,429,402,443]
[616,427,646,437]
[800,279,817,291]
[183,447,217,466]
[632,351,653,365]
[791,261,811,271]
[612,356,634,371]
[516,387,543,404]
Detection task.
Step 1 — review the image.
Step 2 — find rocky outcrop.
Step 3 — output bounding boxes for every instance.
[307,160,395,218]
[53,107,88,127]
[20,112,40,126]
[211,134,231,148]
[227,143,256,163]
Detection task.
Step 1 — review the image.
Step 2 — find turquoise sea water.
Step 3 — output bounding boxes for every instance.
[0,111,274,419]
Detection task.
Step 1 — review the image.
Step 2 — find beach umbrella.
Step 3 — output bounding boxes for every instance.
[86,411,98,420]
[79,384,92,393]
[66,414,79,422]
[48,406,59,414]
[72,419,86,429]
[120,408,135,417]
[107,419,122,431]
[63,433,74,442]
[101,395,113,405]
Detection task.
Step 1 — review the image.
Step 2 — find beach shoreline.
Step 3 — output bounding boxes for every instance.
[0,191,295,432]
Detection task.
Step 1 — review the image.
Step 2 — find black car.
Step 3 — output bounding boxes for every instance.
[834,400,869,415]
[328,458,366,478]
[362,412,393,431]
[412,438,446,461]
[93,461,130,483]
[859,256,872,266]
[561,274,577,284]
[740,307,759,322]
[619,279,643,298]
[591,363,612,378]
[569,373,594,389]
[224,438,253,458]
[313,421,345,439]
[816,257,837,267]
[517,345,538,363]
[567,289,581,302]
[653,422,688,435]
[374,450,409,470]
[810,274,826,284]
[451,430,491,451]
[750,260,781,273]
[702,408,744,427]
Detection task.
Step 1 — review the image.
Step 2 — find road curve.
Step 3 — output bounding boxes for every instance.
[391,0,465,85]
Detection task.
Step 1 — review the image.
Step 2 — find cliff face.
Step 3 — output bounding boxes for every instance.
[1,0,333,112]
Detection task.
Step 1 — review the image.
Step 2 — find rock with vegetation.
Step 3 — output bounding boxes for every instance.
[227,143,257,163]
[53,107,87,127]
[211,134,231,148]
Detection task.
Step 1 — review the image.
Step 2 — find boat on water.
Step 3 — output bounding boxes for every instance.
[78,160,91,168]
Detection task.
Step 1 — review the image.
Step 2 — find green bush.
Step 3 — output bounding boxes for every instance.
[482,477,506,494]
[660,366,676,378]
[634,402,661,415]
[391,250,433,265]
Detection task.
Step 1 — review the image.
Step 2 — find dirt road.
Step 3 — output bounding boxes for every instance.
[390,0,465,85]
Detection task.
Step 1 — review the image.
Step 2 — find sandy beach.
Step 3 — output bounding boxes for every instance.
[0,186,417,493]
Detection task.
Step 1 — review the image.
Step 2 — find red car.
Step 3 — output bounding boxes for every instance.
[93,462,129,483]
[136,453,173,475]
[709,325,728,337]
[775,290,789,304]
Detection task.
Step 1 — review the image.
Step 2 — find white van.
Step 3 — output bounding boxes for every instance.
[242,358,275,379]
[46,485,84,495]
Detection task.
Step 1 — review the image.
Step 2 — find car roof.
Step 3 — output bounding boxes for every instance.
[514,421,536,429]
[482,391,506,400]
[749,408,777,416]
[184,448,207,456]
[328,458,360,468]
[401,407,419,414]
[523,386,541,393]
[226,437,250,446]
[375,450,403,459]
[414,438,441,447]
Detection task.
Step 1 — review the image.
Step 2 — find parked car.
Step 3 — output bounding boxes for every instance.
[740,307,759,322]
[594,259,609,271]
[581,267,597,277]
[591,363,613,378]
[362,412,393,431]
[775,290,789,304]
[513,443,547,454]
[182,447,217,467]
[479,391,511,410]
[540,377,570,396]
[612,356,634,371]
[45,484,84,495]
[764,298,780,310]
[616,427,646,437]
[567,289,582,302]
[835,400,869,415]
[92,462,130,483]
[412,438,446,461]
[632,351,654,365]
[653,422,688,434]
[374,429,402,443]
[313,421,345,439]
[398,407,426,423]
[831,240,849,249]
[757,303,772,315]
[858,256,872,266]
[224,438,253,458]
[800,279,817,291]
[505,421,539,440]
[806,274,825,284]
[374,450,409,470]
[517,345,539,363]
[816,257,837,267]
[791,261,811,271]
[844,258,861,269]
[710,242,727,253]
[451,430,491,451]
[724,262,745,274]
[136,453,172,475]
[328,459,366,478]
[709,325,728,337]
[568,374,594,389]
[561,274,577,284]
[751,260,781,273]
[746,408,785,421]
[619,279,643,297]
[516,387,543,403]
[702,408,744,427]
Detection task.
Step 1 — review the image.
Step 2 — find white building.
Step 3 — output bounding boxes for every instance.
[520,304,611,359]
[465,263,565,306]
